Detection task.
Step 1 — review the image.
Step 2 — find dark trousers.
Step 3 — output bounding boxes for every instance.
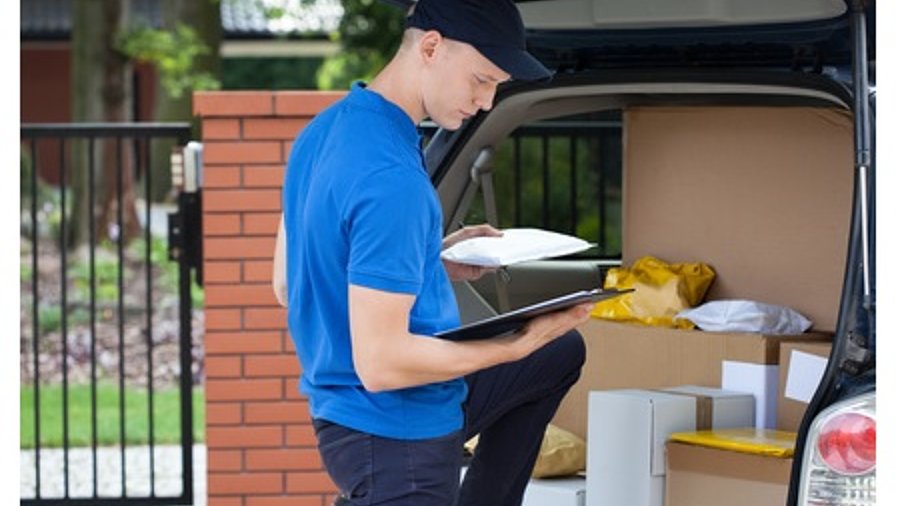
[314,330,586,506]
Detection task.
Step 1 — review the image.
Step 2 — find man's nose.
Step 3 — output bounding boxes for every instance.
[475,86,496,112]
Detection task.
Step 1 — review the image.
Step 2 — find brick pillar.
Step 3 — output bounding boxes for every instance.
[194,90,345,506]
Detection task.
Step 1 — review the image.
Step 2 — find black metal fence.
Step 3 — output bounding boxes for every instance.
[423,111,624,258]
[499,118,623,257]
[20,123,200,506]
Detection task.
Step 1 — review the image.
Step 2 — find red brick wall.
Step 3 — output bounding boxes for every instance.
[194,90,345,506]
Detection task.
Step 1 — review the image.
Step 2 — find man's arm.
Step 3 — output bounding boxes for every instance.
[348,284,592,392]
[272,214,288,307]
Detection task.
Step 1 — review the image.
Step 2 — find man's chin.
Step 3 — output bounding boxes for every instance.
[431,116,465,132]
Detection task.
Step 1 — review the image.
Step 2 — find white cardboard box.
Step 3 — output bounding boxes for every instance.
[721,361,779,428]
[586,388,754,506]
[522,477,586,506]
[587,390,694,506]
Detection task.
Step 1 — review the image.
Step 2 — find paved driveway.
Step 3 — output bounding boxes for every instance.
[21,444,207,505]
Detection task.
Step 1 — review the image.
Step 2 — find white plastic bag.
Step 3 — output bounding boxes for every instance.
[677,300,813,334]
[440,228,592,267]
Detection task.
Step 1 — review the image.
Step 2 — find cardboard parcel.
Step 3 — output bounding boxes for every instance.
[665,429,796,506]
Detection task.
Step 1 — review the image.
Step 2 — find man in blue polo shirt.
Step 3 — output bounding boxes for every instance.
[276,0,590,504]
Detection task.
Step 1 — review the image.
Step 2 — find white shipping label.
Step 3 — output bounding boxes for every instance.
[785,350,829,403]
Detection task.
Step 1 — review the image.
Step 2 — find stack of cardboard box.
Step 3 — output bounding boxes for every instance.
[662,338,833,506]
[520,105,850,505]
[534,320,833,506]
[552,319,833,440]
[587,386,754,506]
[520,321,833,506]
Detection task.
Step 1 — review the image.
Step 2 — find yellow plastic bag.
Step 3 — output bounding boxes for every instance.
[530,424,586,478]
[591,256,715,328]
[464,424,586,478]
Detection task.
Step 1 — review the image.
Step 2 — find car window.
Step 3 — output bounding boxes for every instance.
[463,110,623,260]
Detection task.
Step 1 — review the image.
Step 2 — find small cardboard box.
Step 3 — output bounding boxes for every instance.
[777,340,833,431]
[586,388,753,506]
[554,319,832,439]
[665,441,793,506]
[522,477,585,506]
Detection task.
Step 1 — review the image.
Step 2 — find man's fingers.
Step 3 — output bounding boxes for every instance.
[459,223,503,239]
[442,223,504,251]
[470,223,503,237]
[527,303,593,338]
[470,224,503,238]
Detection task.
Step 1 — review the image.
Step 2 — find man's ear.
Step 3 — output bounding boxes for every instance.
[418,30,443,64]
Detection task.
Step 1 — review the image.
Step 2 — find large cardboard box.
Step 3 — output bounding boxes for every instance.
[522,477,585,506]
[777,340,833,431]
[586,388,753,506]
[553,319,831,440]
[622,106,853,331]
[665,441,792,506]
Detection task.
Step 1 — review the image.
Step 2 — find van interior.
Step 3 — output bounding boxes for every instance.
[437,78,854,438]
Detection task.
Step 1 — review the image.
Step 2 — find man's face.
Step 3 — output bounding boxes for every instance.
[421,34,511,131]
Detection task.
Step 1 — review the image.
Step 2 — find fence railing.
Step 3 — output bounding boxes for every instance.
[20,123,199,506]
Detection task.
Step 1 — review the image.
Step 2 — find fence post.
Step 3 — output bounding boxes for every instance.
[194,90,344,506]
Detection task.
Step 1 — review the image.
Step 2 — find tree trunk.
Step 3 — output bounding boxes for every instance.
[68,0,105,251]
[70,0,139,249]
[96,0,141,243]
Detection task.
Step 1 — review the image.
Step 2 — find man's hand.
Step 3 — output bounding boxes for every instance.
[503,302,594,361]
[441,224,503,282]
[272,215,288,307]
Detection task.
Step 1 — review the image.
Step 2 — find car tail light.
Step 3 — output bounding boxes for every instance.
[816,412,876,475]
[799,392,876,505]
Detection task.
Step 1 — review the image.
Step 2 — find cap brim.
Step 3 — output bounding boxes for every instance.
[477,45,553,82]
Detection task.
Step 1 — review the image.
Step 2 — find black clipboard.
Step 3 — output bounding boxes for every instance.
[435,288,633,341]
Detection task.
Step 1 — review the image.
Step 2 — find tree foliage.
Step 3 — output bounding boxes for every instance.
[119,24,221,99]
[316,0,406,90]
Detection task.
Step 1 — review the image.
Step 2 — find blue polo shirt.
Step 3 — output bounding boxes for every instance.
[282,82,465,440]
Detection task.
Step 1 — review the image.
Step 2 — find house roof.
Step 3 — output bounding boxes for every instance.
[20,0,344,41]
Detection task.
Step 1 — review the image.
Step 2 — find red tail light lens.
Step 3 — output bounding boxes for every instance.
[816,412,876,475]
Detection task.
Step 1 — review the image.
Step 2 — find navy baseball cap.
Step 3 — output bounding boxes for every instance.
[406,0,553,82]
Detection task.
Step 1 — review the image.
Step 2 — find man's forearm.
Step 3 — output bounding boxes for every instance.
[347,283,590,392]
[352,329,518,392]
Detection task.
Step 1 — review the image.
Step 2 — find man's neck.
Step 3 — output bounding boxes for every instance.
[367,58,426,126]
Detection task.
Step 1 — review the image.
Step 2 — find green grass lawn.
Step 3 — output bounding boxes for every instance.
[20,383,204,449]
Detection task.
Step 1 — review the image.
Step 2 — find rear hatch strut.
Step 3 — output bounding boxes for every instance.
[787,0,876,503]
